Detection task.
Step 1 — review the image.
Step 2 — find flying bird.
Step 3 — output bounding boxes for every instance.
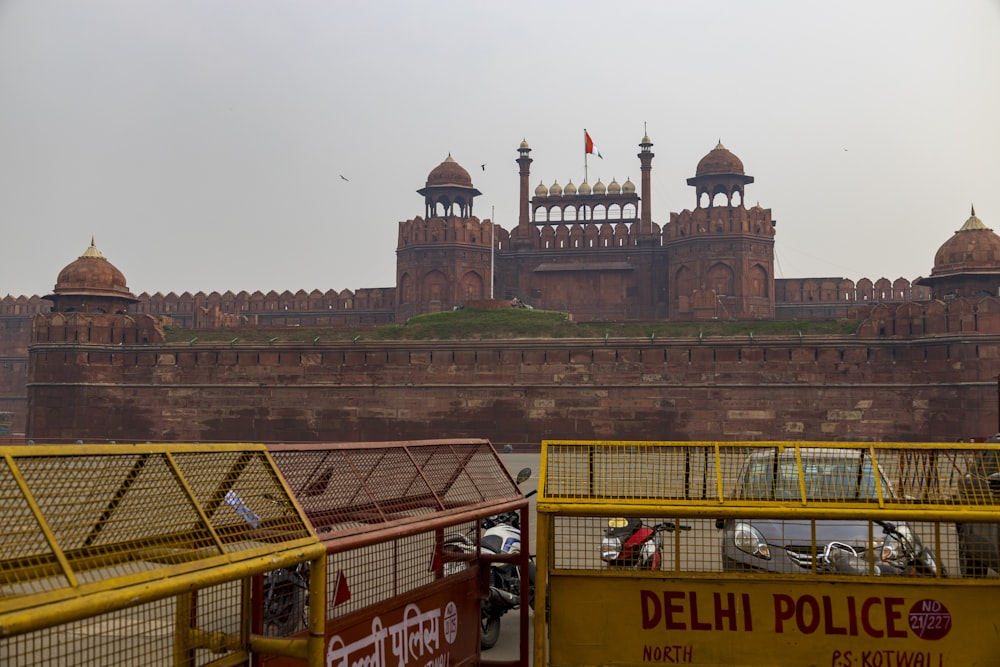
[340,174,349,181]
[481,164,486,171]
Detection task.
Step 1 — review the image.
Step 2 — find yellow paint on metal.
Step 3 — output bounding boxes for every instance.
[0,442,325,666]
[549,575,996,666]
[536,440,1000,667]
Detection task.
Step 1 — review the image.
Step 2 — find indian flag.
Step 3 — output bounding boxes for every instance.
[585,130,602,158]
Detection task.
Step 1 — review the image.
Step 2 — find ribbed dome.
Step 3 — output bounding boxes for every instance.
[608,178,621,194]
[622,177,635,194]
[931,206,1000,275]
[425,154,473,188]
[549,180,562,196]
[564,179,577,195]
[696,141,745,177]
[51,240,136,299]
[534,180,548,197]
[578,180,592,195]
[519,139,530,150]
[593,178,606,195]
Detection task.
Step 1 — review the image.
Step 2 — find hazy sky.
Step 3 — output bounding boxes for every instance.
[2,1,998,299]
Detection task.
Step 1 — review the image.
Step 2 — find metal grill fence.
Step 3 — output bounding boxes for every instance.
[0,444,325,667]
[539,441,1000,578]
[541,441,1000,508]
[536,440,1000,667]
[262,440,531,667]
[268,440,525,623]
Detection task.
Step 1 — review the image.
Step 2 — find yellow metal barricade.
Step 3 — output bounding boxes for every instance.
[0,443,325,667]
[535,440,1000,667]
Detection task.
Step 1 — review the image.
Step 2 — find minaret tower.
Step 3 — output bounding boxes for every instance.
[514,139,534,249]
[638,130,655,238]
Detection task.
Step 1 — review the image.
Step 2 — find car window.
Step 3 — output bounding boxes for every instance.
[740,459,774,500]
[739,454,881,501]
[974,450,1000,477]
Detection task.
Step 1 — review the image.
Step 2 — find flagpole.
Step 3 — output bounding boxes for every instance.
[490,205,495,300]
[584,128,589,184]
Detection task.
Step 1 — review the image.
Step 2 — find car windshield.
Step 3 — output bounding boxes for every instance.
[739,452,881,501]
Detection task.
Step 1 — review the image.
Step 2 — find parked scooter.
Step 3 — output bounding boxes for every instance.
[821,520,944,577]
[601,517,691,570]
[442,467,536,650]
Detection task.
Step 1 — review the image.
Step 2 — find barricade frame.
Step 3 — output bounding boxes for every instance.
[535,440,1000,667]
[264,439,532,667]
[0,442,327,667]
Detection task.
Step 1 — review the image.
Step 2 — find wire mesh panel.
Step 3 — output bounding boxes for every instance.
[327,522,479,621]
[542,440,1000,511]
[537,440,1000,667]
[2,598,178,666]
[0,443,324,667]
[269,439,518,536]
[550,515,962,578]
[262,440,526,667]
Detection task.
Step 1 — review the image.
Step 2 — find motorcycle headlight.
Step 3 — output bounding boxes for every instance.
[601,535,623,561]
[880,523,916,563]
[733,522,770,560]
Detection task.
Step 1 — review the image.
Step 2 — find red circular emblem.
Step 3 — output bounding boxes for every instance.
[908,599,951,640]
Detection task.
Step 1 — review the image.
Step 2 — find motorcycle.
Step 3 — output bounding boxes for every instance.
[601,517,691,570]
[821,520,944,577]
[442,467,536,650]
[261,561,310,636]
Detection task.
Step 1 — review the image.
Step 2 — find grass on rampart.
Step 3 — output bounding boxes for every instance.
[163,308,861,344]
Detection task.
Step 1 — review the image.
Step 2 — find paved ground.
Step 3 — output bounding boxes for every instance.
[484,451,540,664]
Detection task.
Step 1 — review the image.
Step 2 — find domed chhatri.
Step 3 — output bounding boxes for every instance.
[916,206,1000,299]
[417,154,481,218]
[695,140,745,177]
[44,238,139,314]
[425,153,474,189]
[932,205,1000,273]
[687,140,755,208]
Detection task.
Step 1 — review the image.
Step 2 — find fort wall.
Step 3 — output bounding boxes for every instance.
[27,323,1000,445]
[13,294,1000,444]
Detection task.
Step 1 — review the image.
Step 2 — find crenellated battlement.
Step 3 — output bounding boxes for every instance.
[776,276,931,305]
[31,312,165,345]
[0,295,50,317]
[667,204,776,239]
[507,218,653,250]
[396,215,498,249]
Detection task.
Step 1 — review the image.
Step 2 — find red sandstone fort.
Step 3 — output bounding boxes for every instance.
[2,138,998,444]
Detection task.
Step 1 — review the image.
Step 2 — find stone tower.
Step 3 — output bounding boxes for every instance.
[665,142,776,320]
[395,155,494,318]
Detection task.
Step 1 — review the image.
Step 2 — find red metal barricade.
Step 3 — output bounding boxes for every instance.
[259,439,531,667]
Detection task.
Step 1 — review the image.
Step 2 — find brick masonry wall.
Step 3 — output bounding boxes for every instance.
[0,317,32,432]
[26,335,1000,444]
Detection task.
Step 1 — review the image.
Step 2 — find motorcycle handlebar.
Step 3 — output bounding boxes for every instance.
[875,520,898,535]
[653,521,692,533]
